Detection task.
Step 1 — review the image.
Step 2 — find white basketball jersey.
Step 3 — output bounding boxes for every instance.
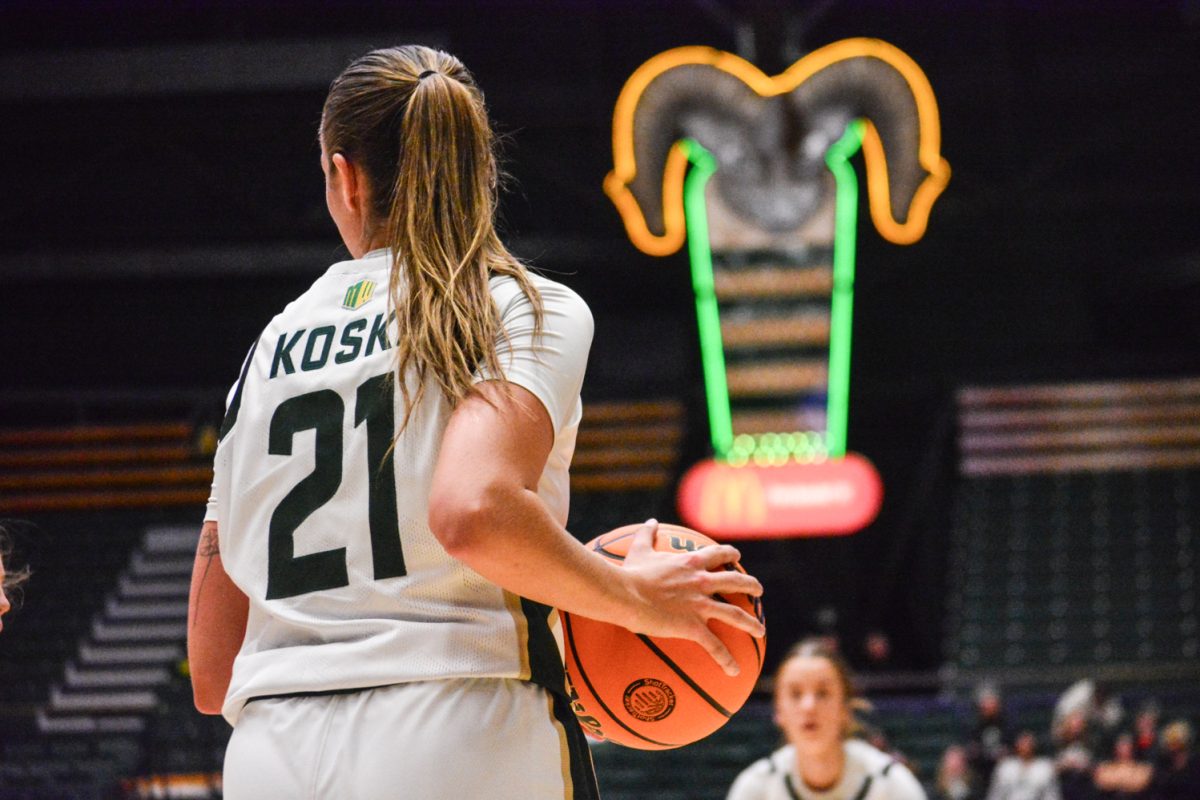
[726,740,926,800]
[205,249,593,724]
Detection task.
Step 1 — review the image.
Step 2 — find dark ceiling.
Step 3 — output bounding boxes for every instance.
[2,0,1198,393]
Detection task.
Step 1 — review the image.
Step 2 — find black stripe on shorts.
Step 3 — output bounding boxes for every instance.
[519,597,600,799]
[520,597,566,695]
[550,688,601,800]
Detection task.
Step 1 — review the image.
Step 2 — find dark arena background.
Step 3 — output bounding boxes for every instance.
[2,1,1200,798]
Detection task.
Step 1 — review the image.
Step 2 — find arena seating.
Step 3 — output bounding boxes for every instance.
[0,398,683,514]
[35,525,194,737]
[0,511,161,798]
[0,412,218,515]
[947,378,1200,675]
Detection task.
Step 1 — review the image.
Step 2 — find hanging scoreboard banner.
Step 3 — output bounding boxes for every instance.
[677,453,884,539]
[606,39,947,540]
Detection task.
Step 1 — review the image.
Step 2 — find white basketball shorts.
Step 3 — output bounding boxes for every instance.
[223,677,599,799]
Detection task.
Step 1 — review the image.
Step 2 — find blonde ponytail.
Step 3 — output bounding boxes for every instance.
[321,46,543,429]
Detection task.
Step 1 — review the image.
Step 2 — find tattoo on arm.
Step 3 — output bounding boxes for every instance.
[192,525,220,629]
[199,527,220,557]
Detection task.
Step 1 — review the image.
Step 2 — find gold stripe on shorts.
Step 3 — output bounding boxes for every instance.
[503,589,532,681]
[546,693,574,800]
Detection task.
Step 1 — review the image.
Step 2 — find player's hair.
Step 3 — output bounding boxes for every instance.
[777,637,871,738]
[0,523,31,600]
[320,45,543,428]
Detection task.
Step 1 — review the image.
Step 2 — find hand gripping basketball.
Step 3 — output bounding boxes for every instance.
[560,522,767,749]
[621,520,765,675]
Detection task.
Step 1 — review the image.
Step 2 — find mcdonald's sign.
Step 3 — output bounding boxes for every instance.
[676,453,883,539]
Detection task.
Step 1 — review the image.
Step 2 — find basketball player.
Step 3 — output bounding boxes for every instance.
[727,639,926,800]
[187,45,765,800]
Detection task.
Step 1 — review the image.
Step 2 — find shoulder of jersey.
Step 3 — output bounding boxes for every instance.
[845,738,899,775]
[735,745,785,780]
[847,739,924,796]
[280,257,389,317]
[490,273,591,336]
[765,744,795,775]
[490,270,583,301]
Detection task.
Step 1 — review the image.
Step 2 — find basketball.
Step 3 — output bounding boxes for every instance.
[561,523,765,750]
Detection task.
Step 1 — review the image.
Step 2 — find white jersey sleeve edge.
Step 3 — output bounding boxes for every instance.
[474,277,593,436]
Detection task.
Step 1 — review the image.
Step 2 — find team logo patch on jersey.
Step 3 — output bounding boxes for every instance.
[342,280,376,310]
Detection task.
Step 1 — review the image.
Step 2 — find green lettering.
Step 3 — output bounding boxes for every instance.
[365,313,390,356]
[270,330,305,378]
[335,318,367,364]
[301,326,336,371]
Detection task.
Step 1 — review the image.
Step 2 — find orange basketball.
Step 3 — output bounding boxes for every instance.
[561,523,765,750]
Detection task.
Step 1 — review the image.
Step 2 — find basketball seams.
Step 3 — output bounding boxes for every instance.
[561,611,678,749]
[633,634,734,718]
[593,523,706,560]
[594,547,626,562]
[591,529,638,560]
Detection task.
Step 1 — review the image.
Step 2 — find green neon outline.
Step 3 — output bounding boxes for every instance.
[823,120,865,459]
[681,138,734,457]
[680,123,864,462]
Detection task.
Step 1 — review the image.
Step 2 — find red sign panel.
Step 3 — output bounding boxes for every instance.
[676,453,883,539]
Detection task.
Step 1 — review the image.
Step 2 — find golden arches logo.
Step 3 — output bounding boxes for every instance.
[697,468,768,530]
[605,38,951,255]
[678,456,884,539]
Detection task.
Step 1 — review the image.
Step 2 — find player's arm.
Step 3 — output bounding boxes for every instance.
[428,380,765,676]
[187,521,249,714]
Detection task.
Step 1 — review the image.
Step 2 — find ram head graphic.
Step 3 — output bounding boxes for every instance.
[605,39,950,536]
[606,38,950,256]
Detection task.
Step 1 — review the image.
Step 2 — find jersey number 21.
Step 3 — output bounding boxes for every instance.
[266,373,407,600]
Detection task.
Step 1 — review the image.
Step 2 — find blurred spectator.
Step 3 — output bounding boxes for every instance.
[1092,734,1151,798]
[934,745,983,800]
[1130,703,1160,763]
[1055,711,1095,800]
[863,629,893,672]
[1054,680,1123,753]
[815,606,840,643]
[967,683,1011,787]
[986,731,1061,800]
[1151,721,1200,800]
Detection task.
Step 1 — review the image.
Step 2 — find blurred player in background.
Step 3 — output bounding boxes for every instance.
[186,44,764,800]
[727,638,926,800]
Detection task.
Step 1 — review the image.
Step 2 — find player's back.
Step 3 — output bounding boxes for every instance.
[208,249,588,723]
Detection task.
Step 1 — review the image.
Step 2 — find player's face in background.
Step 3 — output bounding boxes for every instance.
[773,655,850,749]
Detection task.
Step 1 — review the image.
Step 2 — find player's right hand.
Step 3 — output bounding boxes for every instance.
[618,519,765,676]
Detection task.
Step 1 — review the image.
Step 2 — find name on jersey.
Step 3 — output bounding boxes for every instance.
[270,312,391,379]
